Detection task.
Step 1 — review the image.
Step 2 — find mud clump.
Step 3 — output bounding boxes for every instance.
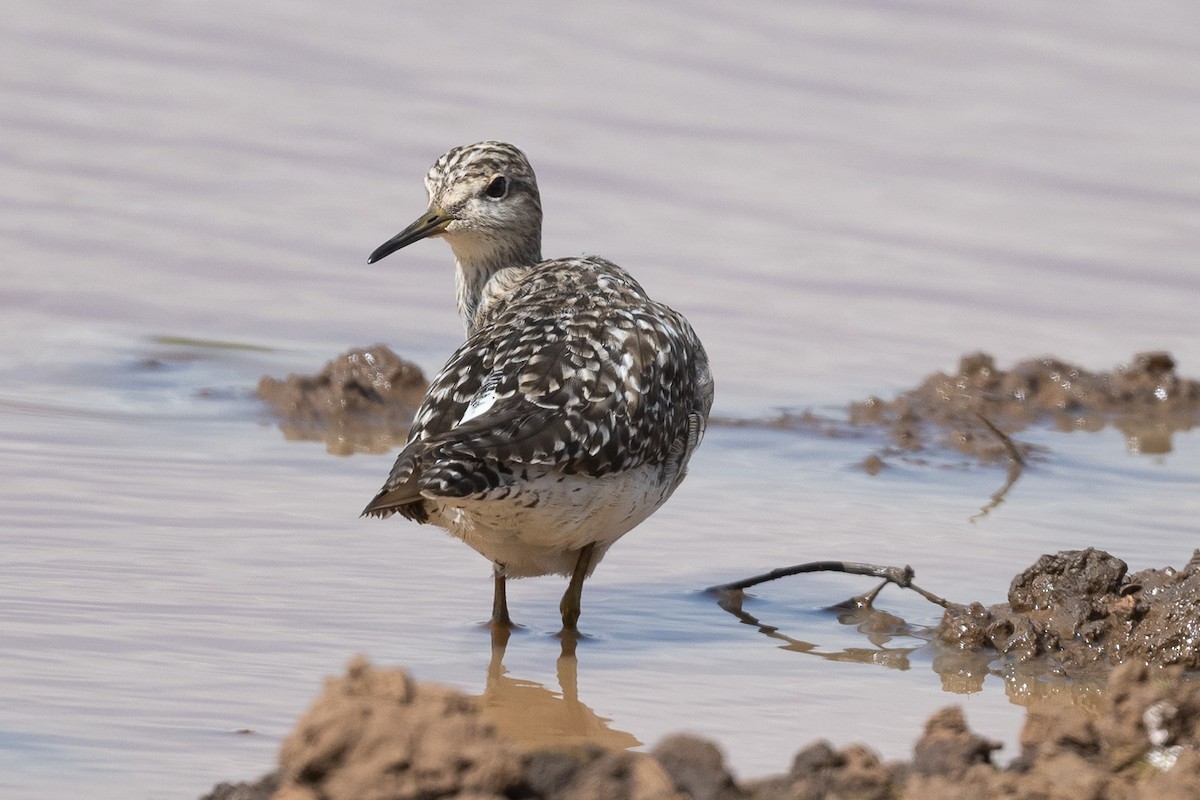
[847,350,1200,463]
[205,657,1200,800]
[744,740,902,799]
[206,655,683,800]
[257,345,427,455]
[705,350,1200,467]
[270,656,526,800]
[911,661,1200,800]
[936,549,1200,674]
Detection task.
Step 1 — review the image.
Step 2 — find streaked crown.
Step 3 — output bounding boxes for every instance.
[425,141,542,245]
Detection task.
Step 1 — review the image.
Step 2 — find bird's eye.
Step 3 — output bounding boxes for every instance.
[484,175,508,199]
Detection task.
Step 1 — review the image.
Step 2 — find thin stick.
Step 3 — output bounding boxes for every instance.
[706,559,953,609]
[707,560,912,593]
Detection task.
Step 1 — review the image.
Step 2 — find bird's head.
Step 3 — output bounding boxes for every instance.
[368,141,543,269]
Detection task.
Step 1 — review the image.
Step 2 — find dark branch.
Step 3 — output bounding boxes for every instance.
[706,559,954,609]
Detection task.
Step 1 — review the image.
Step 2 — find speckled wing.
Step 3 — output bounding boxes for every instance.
[362,257,713,521]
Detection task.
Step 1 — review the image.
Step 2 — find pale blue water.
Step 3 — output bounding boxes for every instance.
[2,2,1199,798]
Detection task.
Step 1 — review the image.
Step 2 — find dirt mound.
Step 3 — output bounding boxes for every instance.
[922,661,1200,800]
[937,548,1200,673]
[256,345,427,455]
[206,655,683,800]
[270,656,526,800]
[205,656,1200,800]
[848,350,1200,463]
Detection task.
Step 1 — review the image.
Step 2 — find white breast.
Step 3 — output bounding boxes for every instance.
[424,463,672,578]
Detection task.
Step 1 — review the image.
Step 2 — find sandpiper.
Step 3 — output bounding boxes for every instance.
[362,141,713,633]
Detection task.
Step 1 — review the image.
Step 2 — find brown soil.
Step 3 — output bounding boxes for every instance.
[256,345,427,455]
[937,548,1200,674]
[204,651,1200,800]
[709,351,1200,466]
[846,350,1200,463]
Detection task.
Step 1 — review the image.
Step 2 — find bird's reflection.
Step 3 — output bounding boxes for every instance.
[477,629,640,751]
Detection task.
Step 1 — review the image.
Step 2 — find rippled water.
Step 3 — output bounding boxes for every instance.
[3,2,1200,798]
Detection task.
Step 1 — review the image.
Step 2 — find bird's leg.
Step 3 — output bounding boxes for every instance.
[491,562,513,630]
[559,543,596,633]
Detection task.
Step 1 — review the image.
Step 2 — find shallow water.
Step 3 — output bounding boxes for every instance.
[3,2,1200,798]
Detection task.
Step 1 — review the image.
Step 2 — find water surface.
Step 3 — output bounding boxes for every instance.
[2,2,1199,798]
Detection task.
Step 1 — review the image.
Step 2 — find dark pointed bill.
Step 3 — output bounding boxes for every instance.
[367,208,452,264]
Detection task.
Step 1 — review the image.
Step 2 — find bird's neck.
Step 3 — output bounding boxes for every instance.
[451,234,542,336]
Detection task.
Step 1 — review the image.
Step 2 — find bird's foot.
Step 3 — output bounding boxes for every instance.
[554,624,587,658]
[489,618,514,651]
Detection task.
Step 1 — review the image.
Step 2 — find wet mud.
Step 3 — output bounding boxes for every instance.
[710,350,1200,467]
[205,651,1200,800]
[256,345,427,455]
[938,548,1200,674]
[846,350,1200,464]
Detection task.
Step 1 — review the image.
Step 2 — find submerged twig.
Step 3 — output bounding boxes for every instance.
[971,412,1027,522]
[973,412,1025,467]
[705,560,953,609]
[856,579,890,608]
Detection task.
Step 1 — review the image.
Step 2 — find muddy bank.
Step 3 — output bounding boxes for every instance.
[845,350,1200,464]
[202,548,1200,799]
[709,350,1200,467]
[205,652,1200,800]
